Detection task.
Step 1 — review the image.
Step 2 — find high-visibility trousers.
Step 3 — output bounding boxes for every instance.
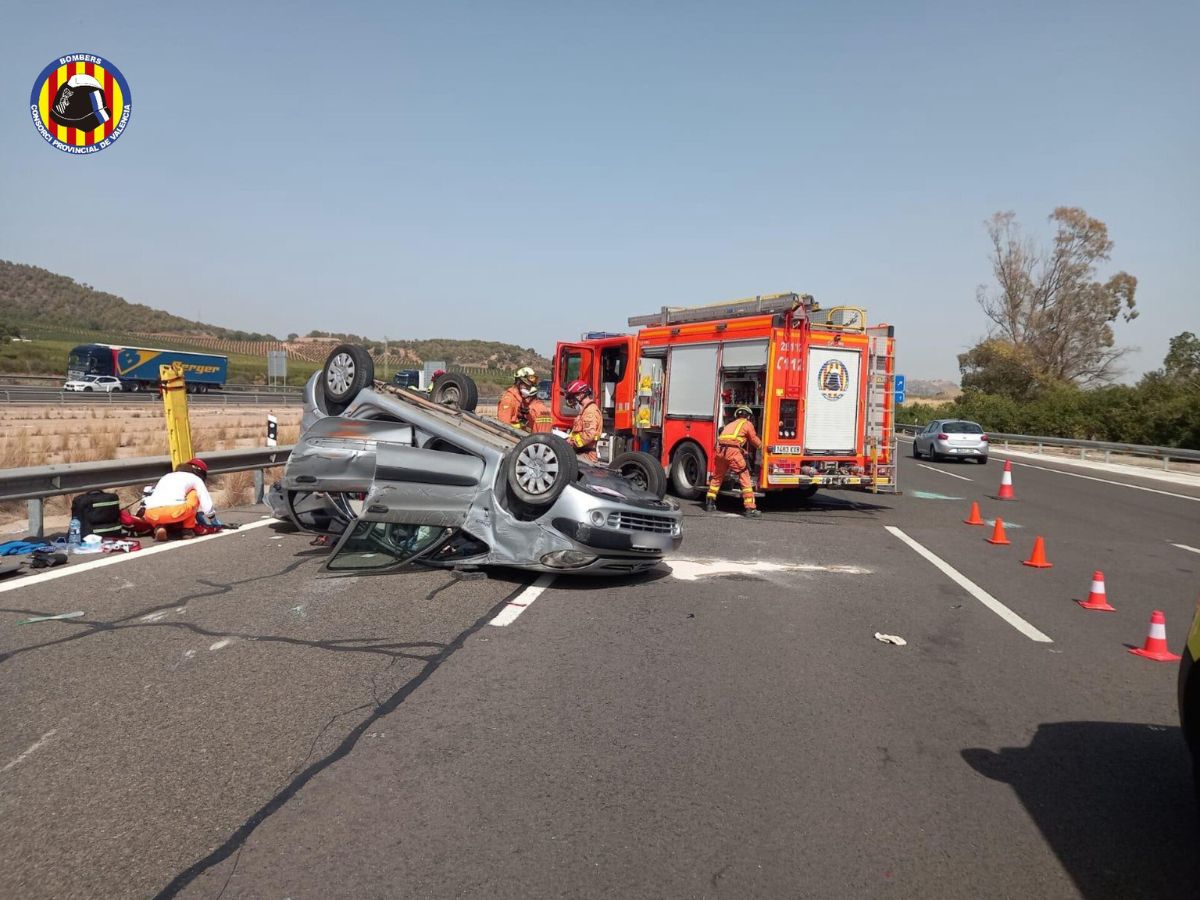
[144,491,201,530]
[706,449,756,510]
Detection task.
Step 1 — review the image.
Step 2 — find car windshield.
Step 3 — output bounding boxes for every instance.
[943,421,983,434]
[327,520,452,572]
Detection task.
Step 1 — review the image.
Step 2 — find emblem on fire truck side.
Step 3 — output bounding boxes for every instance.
[817,359,850,401]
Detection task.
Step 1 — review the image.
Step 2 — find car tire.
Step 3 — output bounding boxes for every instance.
[977,456,988,465]
[669,442,708,500]
[322,344,375,411]
[611,450,667,499]
[431,372,479,411]
[912,442,922,459]
[84,386,93,392]
[795,484,819,501]
[506,433,578,508]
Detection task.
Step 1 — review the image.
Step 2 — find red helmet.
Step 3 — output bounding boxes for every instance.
[186,457,208,474]
[565,379,591,399]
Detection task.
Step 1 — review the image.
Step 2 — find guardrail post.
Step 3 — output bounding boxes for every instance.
[27,498,44,539]
[1037,443,1043,454]
[1104,450,1111,463]
[1080,447,1086,460]
[1163,456,1170,472]
[254,469,265,504]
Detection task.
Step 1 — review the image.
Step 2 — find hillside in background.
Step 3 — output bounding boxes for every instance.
[0,260,550,378]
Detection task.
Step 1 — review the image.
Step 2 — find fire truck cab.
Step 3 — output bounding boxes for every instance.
[550,293,897,500]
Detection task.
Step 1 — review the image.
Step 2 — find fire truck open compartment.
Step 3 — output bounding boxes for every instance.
[551,293,897,500]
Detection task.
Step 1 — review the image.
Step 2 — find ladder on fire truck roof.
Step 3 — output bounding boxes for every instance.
[627,292,817,328]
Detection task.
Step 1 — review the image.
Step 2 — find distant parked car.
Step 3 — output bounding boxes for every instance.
[912,419,988,463]
[64,375,123,393]
[392,369,422,389]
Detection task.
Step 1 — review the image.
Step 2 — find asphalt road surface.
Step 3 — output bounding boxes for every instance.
[1,449,1197,899]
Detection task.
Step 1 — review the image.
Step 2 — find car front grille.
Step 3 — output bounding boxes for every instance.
[606,511,676,533]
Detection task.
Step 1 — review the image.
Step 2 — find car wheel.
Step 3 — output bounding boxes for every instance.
[912,442,922,459]
[795,484,819,501]
[611,450,667,499]
[506,433,578,507]
[669,442,707,500]
[84,386,94,392]
[322,344,375,410]
[977,456,988,465]
[431,372,479,411]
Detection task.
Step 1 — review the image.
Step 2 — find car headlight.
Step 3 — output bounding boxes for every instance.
[540,550,598,569]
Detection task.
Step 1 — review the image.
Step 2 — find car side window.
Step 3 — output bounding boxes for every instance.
[327,520,452,573]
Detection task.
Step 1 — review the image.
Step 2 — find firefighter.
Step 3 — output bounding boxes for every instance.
[526,395,554,433]
[705,406,762,518]
[143,457,217,540]
[564,379,603,462]
[498,366,539,429]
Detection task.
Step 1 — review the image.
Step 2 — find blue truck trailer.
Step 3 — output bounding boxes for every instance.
[68,343,229,392]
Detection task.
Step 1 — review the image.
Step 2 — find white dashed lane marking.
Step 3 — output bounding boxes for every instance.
[885,526,1052,643]
[916,463,974,482]
[489,575,555,627]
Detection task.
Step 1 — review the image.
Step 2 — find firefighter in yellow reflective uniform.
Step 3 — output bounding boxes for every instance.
[705,406,762,518]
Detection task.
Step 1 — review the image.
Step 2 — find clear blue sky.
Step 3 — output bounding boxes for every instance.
[2,0,1196,381]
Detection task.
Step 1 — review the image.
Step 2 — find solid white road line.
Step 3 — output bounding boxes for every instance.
[1172,543,1200,556]
[996,458,1200,503]
[0,519,276,594]
[916,463,974,482]
[884,526,1053,643]
[489,574,555,627]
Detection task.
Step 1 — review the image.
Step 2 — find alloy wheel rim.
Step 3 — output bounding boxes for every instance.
[327,352,355,395]
[515,443,559,495]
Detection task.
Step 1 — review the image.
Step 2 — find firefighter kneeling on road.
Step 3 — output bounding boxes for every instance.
[705,406,762,518]
[143,457,218,541]
[564,379,603,462]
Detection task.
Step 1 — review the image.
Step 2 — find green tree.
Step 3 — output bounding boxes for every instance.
[1162,331,1200,385]
[971,208,1138,387]
[957,338,1041,400]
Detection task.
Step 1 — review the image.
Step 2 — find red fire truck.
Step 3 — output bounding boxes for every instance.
[549,293,898,500]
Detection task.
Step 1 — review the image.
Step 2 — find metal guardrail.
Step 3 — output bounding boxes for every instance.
[0,374,302,393]
[0,387,301,406]
[895,423,1200,471]
[2,446,293,538]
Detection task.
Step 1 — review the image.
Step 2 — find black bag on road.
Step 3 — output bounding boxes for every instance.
[71,490,123,538]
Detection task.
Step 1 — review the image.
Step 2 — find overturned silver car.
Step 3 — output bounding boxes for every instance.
[269,345,683,575]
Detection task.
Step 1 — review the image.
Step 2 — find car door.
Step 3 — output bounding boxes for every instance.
[358,441,486,529]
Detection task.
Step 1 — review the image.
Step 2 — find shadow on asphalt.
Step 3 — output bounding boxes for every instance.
[962,721,1199,899]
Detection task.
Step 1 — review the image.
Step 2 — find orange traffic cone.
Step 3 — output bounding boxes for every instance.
[995,460,1015,500]
[1077,571,1115,611]
[1128,610,1181,662]
[985,518,1010,545]
[1022,536,1053,568]
[964,502,985,526]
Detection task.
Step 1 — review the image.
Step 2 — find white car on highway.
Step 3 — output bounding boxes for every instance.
[912,419,988,464]
[63,374,124,392]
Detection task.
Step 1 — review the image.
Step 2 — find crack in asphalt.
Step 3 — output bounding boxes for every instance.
[152,578,533,899]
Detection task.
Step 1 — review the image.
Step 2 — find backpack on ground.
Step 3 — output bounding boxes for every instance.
[71,490,123,538]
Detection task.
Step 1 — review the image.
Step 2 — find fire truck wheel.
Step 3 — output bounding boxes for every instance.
[795,485,819,501]
[506,433,577,507]
[322,344,375,409]
[610,451,667,499]
[669,442,707,500]
[431,372,479,412]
